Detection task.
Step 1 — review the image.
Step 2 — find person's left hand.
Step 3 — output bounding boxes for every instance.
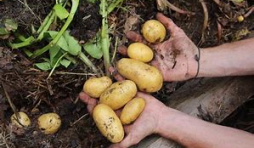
[79,91,167,148]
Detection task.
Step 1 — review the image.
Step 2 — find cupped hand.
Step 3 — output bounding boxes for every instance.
[124,13,199,82]
[79,91,166,148]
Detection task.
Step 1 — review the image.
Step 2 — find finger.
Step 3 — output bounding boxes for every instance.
[115,109,122,117]
[156,13,181,37]
[118,46,128,56]
[136,92,155,101]
[79,92,98,113]
[123,125,132,134]
[109,66,125,81]
[109,133,138,148]
[126,31,144,43]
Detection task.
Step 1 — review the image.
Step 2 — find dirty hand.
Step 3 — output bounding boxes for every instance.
[79,91,166,148]
[125,13,199,81]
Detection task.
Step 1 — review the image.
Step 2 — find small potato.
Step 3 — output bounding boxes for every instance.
[141,20,166,43]
[38,113,61,134]
[83,76,112,98]
[127,42,154,62]
[120,97,146,125]
[11,112,31,128]
[100,80,137,110]
[117,58,163,93]
[93,104,124,143]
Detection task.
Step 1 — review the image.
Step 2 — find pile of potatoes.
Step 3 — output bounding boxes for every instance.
[11,112,61,135]
[83,19,166,143]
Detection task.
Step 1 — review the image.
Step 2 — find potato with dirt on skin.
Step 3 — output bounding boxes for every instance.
[127,42,154,62]
[120,97,146,125]
[38,113,61,134]
[83,76,112,98]
[100,80,137,110]
[142,20,166,43]
[93,104,124,143]
[11,112,31,128]
[117,58,163,93]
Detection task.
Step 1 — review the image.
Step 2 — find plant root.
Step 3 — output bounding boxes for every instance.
[156,0,195,15]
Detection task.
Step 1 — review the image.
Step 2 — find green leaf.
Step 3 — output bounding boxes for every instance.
[0,27,9,35]
[60,59,71,68]
[53,4,69,20]
[35,62,51,71]
[83,34,103,59]
[4,18,18,31]
[49,45,61,66]
[63,31,81,56]
[46,31,69,52]
[49,45,61,59]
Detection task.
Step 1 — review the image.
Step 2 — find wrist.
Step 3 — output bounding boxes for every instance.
[155,106,180,136]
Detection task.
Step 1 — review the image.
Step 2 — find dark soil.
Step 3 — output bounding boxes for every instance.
[0,0,254,147]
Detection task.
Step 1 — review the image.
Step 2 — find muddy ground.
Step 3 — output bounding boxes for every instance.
[0,0,254,147]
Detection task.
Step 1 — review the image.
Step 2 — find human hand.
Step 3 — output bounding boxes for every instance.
[79,91,166,148]
[123,13,199,82]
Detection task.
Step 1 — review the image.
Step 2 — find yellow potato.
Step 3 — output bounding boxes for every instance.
[100,80,137,110]
[93,104,124,143]
[117,58,163,92]
[127,42,154,62]
[83,76,112,98]
[141,20,166,43]
[11,112,31,128]
[38,113,61,134]
[120,97,146,125]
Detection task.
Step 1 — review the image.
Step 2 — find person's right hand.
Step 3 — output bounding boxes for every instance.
[125,13,200,82]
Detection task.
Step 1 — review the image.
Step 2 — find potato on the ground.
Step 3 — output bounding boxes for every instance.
[11,112,31,127]
[100,80,137,110]
[141,20,166,43]
[120,97,146,125]
[83,76,112,98]
[93,104,124,143]
[117,58,163,93]
[38,113,61,134]
[127,42,154,62]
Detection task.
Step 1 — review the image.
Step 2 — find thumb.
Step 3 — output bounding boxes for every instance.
[109,133,139,148]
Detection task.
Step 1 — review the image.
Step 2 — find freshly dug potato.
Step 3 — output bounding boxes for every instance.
[11,112,31,127]
[141,20,166,43]
[127,42,154,62]
[100,80,137,110]
[83,76,112,98]
[120,97,146,125]
[93,104,124,143]
[117,58,163,92]
[38,113,61,134]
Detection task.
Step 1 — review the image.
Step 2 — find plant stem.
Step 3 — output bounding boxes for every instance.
[9,36,35,49]
[36,11,55,41]
[36,11,53,34]
[101,0,110,76]
[78,52,98,73]
[32,0,80,58]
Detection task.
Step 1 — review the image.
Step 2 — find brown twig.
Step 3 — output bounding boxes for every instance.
[156,0,195,15]
[199,0,209,45]
[217,21,222,43]
[244,6,254,18]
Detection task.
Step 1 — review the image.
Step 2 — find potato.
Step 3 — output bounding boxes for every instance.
[117,58,163,92]
[127,42,154,62]
[38,113,61,134]
[11,112,31,127]
[83,76,112,98]
[120,97,146,125]
[100,80,137,110]
[93,104,124,143]
[141,20,166,43]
